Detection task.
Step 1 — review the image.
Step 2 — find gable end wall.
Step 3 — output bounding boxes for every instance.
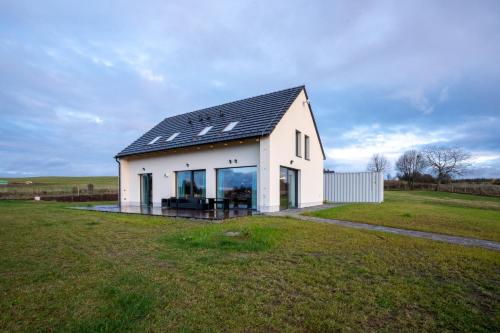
[265,90,324,211]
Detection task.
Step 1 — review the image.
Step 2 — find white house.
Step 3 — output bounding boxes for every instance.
[115,86,325,212]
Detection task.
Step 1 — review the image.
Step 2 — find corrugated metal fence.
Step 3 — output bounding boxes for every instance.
[324,171,384,203]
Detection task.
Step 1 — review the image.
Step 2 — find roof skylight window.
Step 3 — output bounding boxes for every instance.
[222,121,239,132]
[148,136,161,144]
[166,132,180,142]
[198,126,213,136]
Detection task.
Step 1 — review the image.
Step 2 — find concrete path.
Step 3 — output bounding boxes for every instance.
[267,205,500,251]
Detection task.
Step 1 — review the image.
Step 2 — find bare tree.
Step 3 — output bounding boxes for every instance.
[367,153,391,173]
[422,145,471,189]
[395,150,426,189]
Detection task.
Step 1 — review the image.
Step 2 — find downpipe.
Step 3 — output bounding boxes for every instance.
[115,157,121,207]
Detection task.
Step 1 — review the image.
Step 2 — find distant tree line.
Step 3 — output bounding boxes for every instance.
[367,145,472,190]
[457,178,500,185]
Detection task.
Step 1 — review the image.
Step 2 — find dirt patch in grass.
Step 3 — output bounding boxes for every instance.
[161,224,285,252]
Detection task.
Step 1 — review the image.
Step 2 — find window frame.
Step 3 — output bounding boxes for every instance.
[175,169,206,198]
[148,136,162,145]
[304,135,310,160]
[279,166,299,210]
[197,126,213,136]
[166,132,180,142]
[222,121,239,132]
[295,130,302,158]
[216,165,258,210]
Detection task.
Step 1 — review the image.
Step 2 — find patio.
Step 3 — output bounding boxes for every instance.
[73,204,257,220]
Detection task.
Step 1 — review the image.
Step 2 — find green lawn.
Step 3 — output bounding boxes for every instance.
[307,191,500,242]
[0,200,499,332]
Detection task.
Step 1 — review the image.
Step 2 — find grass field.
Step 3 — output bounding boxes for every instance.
[0,176,118,198]
[0,200,499,332]
[0,176,118,186]
[307,191,500,242]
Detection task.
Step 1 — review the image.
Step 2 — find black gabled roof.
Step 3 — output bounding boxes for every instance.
[116,85,325,159]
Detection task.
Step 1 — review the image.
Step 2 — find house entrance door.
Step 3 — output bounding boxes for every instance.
[280,167,297,210]
[140,173,152,206]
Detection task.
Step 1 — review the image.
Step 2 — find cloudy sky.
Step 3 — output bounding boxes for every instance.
[1,0,499,177]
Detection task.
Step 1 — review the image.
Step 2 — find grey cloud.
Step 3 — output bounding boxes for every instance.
[0,0,499,176]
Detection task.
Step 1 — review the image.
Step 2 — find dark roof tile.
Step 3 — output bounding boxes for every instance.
[116,86,323,158]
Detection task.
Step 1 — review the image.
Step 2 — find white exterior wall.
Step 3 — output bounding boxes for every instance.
[324,171,384,203]
[120,142,260,206]
[265,90,324,211]
[258,136,272,212]
[118,89,325,212]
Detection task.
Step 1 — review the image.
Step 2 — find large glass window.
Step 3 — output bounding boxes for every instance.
[193,170,206,197]
[217,166,257,209]
[176,170,206,198]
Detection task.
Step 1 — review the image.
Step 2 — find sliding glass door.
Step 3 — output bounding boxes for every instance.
[280,167,297,210]
[192,170,206,197]
[176,170,206,198]
[176,171,191,198]
[140,173,153,206]
[217,166,257,209]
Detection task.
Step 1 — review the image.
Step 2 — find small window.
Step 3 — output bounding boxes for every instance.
[166,132,180,142]
[295,130,302,157]
[198,126,213,136]
[148,136,161,144]
[305,135,310,160]
[223,121,239,132]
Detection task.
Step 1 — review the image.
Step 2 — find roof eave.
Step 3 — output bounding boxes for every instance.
[114,134,266,159]
[301,86,326,160]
